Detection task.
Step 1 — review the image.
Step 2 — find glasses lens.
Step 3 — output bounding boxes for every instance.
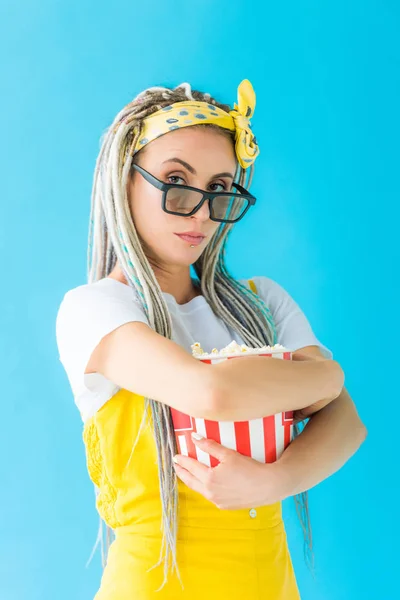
[211,194,250,222]
[165,187,250,222]
[165,187,204,215]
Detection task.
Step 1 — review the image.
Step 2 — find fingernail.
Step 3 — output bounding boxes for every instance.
[191,432,204,440]
[172,455,179,463]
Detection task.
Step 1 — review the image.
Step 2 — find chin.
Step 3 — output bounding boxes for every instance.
[169,248,203,266]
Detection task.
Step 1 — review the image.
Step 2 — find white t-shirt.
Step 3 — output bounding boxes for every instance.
[55,276,333,423]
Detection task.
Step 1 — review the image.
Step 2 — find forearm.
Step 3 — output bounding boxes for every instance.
[275,387,367,497]
[211,355,344,421]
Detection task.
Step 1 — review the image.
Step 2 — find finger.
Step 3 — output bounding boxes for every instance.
[292,352,326,362]
[191,433,232,462]
[293,410,307,424]
[292,353,314,361]
[172,454,210,481]
[173,462,206,496]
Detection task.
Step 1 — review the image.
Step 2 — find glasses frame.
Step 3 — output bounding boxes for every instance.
[131,163,257,223]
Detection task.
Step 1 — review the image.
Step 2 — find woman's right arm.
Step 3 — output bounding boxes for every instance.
[211,353,344,421]
[86,320,344,421]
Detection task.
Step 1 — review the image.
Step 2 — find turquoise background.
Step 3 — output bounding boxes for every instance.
[1,1,397,598]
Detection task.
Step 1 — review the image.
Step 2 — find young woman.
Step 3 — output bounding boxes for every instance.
[56,79,367,599]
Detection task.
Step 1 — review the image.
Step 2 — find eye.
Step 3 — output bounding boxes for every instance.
[167,175,186,185]
[209,182,227,192]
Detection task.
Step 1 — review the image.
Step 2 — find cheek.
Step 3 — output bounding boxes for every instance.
[130,184,189,256]
[127,179,222,254]
[129,181,176,242]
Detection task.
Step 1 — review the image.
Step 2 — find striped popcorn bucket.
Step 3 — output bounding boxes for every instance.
[171,349,294,467]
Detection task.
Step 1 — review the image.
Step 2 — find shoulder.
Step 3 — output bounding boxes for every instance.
[239,275,333,358]
[56,278,143,326]
[238,275,294,308]
[55,277,148,368]
[237,274,305,327]
[55,278,149,421]
[57,277,138,308]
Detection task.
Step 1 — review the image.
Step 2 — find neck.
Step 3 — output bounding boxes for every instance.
[107,262,202,305]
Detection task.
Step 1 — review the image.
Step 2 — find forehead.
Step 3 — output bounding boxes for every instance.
[137,126,237,172]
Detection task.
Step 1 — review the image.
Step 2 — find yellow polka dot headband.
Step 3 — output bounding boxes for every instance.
[134,79,260,169]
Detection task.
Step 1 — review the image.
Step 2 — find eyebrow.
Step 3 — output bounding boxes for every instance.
[162,158,235,179]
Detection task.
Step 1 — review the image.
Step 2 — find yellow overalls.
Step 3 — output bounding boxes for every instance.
[82,280,301,599]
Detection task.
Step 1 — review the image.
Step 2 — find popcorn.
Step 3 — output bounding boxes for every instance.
[191,342,204,357]
[173,342,293,466]
[191,339,288,359]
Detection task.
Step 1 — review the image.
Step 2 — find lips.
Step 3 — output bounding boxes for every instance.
[175,233,206,246]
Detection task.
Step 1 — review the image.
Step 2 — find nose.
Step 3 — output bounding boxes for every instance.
[191,198,211,222]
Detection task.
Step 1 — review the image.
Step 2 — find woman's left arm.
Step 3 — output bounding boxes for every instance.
[275,345,368,497]
[277,384,367,498]
[173,346,367,509]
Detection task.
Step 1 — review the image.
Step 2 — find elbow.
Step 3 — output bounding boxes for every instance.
[355,421,368,449]
[360,424,368,442]
[182,363,226,420]
[200,379,226,420]
[196,368,228,420]
[357,412,368,441]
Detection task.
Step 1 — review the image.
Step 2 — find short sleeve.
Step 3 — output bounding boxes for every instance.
[251,276,333,359]
[55,278,149,421]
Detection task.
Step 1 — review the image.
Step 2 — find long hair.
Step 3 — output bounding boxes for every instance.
[86,82,314,588]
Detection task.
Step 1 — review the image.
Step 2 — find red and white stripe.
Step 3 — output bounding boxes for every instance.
[171,351,294,467]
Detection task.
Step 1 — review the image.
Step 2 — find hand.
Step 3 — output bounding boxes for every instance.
[292,352,342,422]
[291,351,327,362]
[172,433,290,510]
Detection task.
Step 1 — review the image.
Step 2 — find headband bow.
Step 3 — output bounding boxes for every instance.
[133,79,260,169]
[228,79,259,167]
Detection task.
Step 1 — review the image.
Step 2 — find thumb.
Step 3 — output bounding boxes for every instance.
[292,352,327,362]
[191,433,231,462]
